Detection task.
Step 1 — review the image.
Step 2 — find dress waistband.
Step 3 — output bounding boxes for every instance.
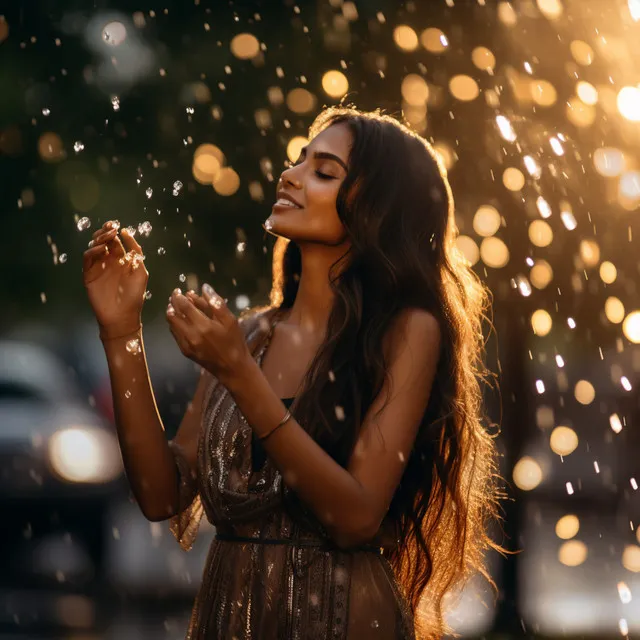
[214,532,384,554]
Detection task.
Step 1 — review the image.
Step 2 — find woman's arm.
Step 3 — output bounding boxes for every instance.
[227,308,441,549]
[101,326,182,521]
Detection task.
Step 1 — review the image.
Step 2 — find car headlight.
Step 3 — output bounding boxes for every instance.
[48,427,122,484]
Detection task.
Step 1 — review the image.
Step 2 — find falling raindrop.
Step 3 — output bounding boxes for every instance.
[111,96,120,111]
[76,217,91,231]
[145,187,153,199]
[157,246,166,256]
[102,21,127,46]
[59,253,68,264]
[73,141,84,153]
[172,180,183,196]
[42,108,50,116]
[137,221,152,237]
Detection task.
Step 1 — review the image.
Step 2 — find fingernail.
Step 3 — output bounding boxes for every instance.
[202,283,214,297]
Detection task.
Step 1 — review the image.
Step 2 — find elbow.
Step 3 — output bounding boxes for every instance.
[138,499,179,523]
[329,517,381,551]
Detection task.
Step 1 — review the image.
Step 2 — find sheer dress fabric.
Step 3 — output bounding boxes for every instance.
[168,308,415,639]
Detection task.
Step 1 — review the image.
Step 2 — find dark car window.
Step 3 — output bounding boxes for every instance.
[0,382,47,402]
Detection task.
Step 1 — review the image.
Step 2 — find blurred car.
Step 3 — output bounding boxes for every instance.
[0,339,126,596]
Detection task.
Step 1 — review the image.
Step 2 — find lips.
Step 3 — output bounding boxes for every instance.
[275,190,303,208]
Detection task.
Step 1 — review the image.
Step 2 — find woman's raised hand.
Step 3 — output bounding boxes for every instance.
[82,220,149,337]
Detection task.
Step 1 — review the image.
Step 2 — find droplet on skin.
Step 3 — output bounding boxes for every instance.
[126,338,141,355]
[124,390,131,399]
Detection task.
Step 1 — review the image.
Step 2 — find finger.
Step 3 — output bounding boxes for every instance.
[201,283,234,327]
[171,289,206,324]
[88,228,117,247]
[121,228,143,255]
[107,233,126,260]
[166,306,193,346]
[186,292,213,318]
[82,243,109,269]
[92,220,119,240]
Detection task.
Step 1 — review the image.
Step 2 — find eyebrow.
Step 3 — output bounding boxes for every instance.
[300,146,348,172]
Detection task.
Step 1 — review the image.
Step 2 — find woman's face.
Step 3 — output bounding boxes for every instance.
[265,122,352,247]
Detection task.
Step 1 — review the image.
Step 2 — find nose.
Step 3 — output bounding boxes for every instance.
[279,166,302,189]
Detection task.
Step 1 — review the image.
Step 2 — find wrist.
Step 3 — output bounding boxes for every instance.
[223,352,260,397]
[99,319,142,342]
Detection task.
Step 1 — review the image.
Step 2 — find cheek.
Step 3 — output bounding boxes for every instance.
[308,182,341,218]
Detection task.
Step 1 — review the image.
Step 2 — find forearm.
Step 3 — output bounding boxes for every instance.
[101,326,180,521]
[227,360,377,546]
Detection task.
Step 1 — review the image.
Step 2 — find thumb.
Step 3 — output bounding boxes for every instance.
[121,228,143,255]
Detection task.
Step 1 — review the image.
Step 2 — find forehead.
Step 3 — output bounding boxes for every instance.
[308,122,352,165]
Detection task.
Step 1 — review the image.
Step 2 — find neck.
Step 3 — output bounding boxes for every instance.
[280,242,350,339]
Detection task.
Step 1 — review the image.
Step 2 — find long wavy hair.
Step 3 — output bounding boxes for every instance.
[249,106,507,639]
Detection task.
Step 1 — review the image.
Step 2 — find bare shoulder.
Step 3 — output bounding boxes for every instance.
[382,308,442,361]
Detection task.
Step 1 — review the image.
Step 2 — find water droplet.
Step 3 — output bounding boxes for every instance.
[137,221,152,237]
[179,273,186,282]
[371,619,379,629]
[172,180,183,196]
[124,226,136,237]
[124,390,132,399]
[264,218,273,230]
[126,338,141,355]
[157,246,166,256]
[59,253,68,264]
[42,108,50,116]
[144,290,152,300]
[111,95,120,111]
[102,21,127,46]
[145,187,153,199]
[40,292,47,304]
[77,216,91,231]
[73,141,84,153]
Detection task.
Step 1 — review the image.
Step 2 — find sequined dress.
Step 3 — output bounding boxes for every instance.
[168,308,415,639]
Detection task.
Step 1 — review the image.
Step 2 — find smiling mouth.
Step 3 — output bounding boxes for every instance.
[273,198,304,210]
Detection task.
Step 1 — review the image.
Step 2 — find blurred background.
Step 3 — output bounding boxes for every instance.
[1,0,640,637]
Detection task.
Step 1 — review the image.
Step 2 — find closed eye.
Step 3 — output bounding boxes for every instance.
[289,158,336,180]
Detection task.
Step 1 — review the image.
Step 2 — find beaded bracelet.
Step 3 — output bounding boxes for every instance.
[260,409,292,442]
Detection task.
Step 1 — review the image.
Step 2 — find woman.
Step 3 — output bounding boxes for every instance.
[83,106,505,639]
